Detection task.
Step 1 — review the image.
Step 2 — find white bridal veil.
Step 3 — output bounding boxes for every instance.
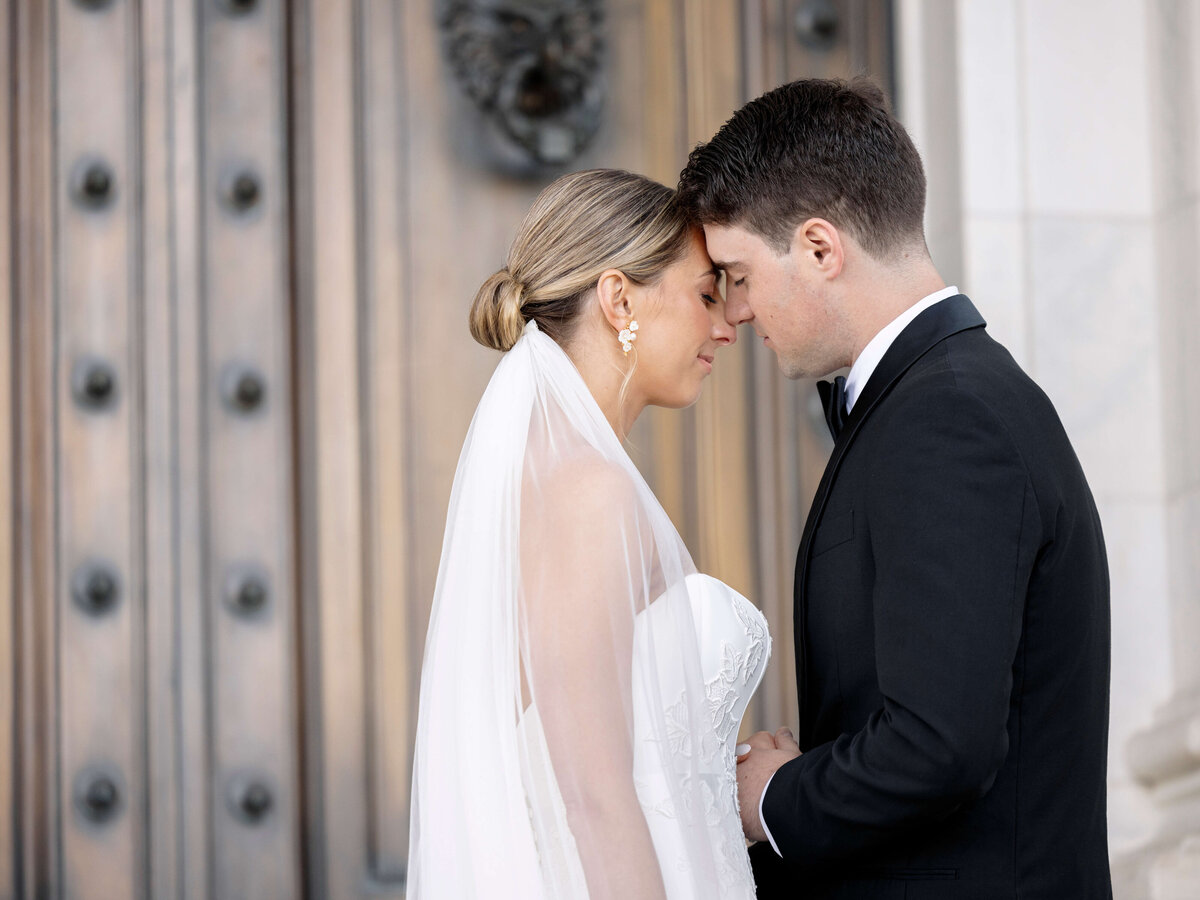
[408,321,730,898]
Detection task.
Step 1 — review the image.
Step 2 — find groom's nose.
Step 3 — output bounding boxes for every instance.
[724,291,754,328]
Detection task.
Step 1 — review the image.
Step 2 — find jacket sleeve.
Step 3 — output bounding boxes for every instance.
[762,385,1040,866]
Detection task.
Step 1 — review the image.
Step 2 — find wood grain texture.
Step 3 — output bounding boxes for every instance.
[1,3,897,894]
[13,0,60,894]
[291,0,456,893]
[56,0,144,894]
[635,0,694,546]
[139,0,178,894]
[734,0,898,738]
[359,0,415,880]
[683,0,758,601]
[202,0,302,894]
[0,0,15,893]
[165,2,212,897]
[291,0,374,895]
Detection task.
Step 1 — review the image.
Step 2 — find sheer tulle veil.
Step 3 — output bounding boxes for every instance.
[407,321,728,897]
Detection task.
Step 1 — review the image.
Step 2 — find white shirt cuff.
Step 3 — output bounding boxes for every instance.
[758,769,783,857]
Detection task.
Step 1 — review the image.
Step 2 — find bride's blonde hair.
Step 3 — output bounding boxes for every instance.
[470,169,693,352]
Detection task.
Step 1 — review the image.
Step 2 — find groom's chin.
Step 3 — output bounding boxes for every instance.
[776,356,810,380]
[762,345,810,380]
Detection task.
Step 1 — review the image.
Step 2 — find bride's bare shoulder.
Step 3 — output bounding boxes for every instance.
[527,447,639,510]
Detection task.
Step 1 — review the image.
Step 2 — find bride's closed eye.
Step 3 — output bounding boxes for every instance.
[701,293,718,305]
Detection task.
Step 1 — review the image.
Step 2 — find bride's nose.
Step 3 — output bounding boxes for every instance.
[712,310,736,346]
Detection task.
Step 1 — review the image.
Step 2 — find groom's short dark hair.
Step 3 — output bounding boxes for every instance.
[676,77,927,259]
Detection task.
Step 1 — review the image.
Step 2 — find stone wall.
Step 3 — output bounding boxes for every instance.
[898,1,1200,894]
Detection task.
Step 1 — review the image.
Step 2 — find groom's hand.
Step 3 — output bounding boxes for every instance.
[736,727,802,842]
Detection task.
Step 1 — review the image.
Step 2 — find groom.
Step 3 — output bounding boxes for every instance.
[678,78,1112,898]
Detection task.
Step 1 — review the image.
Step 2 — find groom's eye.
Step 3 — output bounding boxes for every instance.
[733,277,746,287]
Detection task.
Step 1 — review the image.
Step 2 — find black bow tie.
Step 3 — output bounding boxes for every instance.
[817,375,848,441]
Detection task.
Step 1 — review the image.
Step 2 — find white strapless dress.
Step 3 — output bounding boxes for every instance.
[517,573,771,898]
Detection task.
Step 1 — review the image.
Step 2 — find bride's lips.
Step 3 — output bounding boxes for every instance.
[698,354,714,373]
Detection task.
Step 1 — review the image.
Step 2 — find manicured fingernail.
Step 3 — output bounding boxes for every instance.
[736,743,751,756]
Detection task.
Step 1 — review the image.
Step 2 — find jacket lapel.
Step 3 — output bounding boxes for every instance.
[792,294,987,742]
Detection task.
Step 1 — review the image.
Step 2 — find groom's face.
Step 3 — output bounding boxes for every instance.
[703,223,842,379]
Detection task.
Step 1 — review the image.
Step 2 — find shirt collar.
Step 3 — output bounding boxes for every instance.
[844,285,960,413]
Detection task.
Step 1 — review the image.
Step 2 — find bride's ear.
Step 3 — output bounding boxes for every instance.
[595,268,634,332]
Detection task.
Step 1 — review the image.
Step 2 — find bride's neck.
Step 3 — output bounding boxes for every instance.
[565,340,645,442]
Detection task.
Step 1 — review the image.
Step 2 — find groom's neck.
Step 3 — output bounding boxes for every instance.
[843,252,946,367]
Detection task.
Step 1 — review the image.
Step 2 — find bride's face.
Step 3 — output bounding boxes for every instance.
[631,230,736,409]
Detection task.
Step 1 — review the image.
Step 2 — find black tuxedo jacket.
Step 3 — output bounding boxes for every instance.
[752,296,1112,899]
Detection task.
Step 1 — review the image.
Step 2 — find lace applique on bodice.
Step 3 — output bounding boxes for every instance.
[632,573,771,898]
[517,573,770,898]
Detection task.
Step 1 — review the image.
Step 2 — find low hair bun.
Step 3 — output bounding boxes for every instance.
[466,170,691,351]
[469,268,527,352]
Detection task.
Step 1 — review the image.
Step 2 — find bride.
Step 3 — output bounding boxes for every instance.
[407,169,771,898]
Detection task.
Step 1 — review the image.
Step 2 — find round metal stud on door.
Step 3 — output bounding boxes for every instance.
[220,364,267,414]
[794,0,839,50]
[73,767,123,824]
[71,562,121,616]
[223,564,271,617]
[218,0,258,14]
[71,358,119,409]
[70,158,117,210]
[227,776,274,824]
[220,170,263,214]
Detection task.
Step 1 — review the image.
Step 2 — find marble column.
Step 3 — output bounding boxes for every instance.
[902,2,1200,895]
[1118,1,1200,893]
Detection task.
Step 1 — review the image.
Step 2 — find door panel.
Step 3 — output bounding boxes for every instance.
[3,1,894,895]
[203,0,302,895]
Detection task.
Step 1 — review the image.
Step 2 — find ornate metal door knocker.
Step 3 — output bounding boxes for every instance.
[438,0,606,172]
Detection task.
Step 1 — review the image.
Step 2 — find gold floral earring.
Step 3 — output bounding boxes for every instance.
[618,316,639,354]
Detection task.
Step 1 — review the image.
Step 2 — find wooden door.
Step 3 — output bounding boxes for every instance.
[1,1,894,896]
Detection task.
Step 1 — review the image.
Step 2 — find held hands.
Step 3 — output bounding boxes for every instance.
[734,727,802,842]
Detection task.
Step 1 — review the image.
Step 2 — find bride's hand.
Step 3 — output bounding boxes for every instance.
[736,727,802,841]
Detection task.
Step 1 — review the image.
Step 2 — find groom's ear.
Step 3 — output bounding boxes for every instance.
[595,268,634,331]
[791,218,845,279]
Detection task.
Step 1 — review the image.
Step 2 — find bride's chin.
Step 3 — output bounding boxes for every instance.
[647,376,707,411]
[686,380,709,407]
[648,390,702,412]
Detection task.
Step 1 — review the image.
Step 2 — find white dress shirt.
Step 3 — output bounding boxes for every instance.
[843,285,960,413]
[757,284,960,857]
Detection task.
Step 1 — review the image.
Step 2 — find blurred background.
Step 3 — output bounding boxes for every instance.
[2,0,1197,897]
